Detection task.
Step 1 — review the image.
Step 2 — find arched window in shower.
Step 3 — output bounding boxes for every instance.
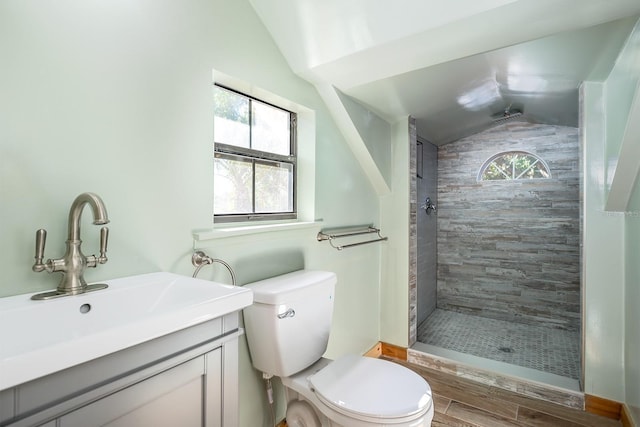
[478,151,551,181]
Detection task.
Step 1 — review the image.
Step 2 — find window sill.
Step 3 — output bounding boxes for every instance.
[193,221,322,241]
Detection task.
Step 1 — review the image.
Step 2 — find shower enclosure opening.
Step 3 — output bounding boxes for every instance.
[412,122,582,392]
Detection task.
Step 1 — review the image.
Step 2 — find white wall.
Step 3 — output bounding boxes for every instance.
[0,1,381,426]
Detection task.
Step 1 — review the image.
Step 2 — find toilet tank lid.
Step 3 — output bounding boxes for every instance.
[244,270,336,305]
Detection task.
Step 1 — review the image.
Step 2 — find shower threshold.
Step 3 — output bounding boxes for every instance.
[409,343,583,409]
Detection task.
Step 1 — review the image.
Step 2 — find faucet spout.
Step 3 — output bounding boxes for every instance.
[31,192,111,300]
[67,193,109,241]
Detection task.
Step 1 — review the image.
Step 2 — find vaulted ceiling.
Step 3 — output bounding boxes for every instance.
[249,0,640,145]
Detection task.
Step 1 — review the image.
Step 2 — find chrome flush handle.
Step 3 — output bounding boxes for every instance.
[277,308,296,319]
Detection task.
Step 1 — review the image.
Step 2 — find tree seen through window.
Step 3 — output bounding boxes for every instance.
[213,85,296,222]
[479,152,550,181]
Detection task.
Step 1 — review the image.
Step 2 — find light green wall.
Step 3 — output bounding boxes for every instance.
[581,82,626,401]
[613,19,640,425]
[313,83,391,195]
[379,117,412,346]
[605,19,640,193]
[582,16,640,412]
[336,90,392,187]
[626,217,640,423]
[0,1,381,426]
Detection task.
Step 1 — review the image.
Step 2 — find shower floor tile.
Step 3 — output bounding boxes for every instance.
[417,309,580,380]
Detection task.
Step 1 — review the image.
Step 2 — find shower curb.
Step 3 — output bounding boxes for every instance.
[407,346,584,410]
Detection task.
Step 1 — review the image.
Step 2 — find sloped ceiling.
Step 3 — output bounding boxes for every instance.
[250,0,640,145]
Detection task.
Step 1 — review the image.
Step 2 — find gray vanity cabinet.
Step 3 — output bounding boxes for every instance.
[0,314,241,427]
[59,348,221,427]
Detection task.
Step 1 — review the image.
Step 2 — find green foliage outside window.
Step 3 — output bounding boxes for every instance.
[214,87,248,124]
[480,152,550,181]
[213,84,295,222]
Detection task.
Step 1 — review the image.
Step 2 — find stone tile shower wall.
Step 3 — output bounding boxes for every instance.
[417,139,438,325]
[437,121,580,331]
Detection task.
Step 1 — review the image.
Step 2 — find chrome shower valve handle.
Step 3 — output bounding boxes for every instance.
[421,197,437,215]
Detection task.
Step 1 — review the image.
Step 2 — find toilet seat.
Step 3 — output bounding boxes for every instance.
[308,355,432,423]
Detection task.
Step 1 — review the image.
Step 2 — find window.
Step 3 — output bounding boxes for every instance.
[478,151,551,181]
[213,85,297,222]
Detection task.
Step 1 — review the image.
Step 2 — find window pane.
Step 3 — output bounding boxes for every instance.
[255,161,293,213]
[482,163,506,180]
[480,151,551,181]
[214,87,250,149]
[513,154,536,178]
[531,162,550,178]
[252,100,290,155]
[214,154,253,214]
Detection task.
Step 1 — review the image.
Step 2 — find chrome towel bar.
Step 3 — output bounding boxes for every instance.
[317,225,388,250]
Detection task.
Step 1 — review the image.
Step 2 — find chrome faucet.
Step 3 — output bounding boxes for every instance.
[31,192,110,300]
[421,197,437,215]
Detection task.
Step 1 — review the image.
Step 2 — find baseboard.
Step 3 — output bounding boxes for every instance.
[622,404,637,427]
[585,394,622,420]
[363,341,408,361]
[381,342,408,361]
[364,342,382,358]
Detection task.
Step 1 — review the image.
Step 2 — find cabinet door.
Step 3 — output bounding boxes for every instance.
[59,352,218,427]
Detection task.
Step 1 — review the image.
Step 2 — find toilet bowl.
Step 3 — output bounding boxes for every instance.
[282,356,433,427]
[243,270,434,426]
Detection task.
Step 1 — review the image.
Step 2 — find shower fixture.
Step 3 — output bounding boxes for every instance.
[492,103,522,125]
[421,197,437,215]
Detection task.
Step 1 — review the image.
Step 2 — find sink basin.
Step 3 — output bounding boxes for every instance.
[0,272,253,390]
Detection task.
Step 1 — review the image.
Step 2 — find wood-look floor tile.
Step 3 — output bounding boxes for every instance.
[432,411,477,427]
[397,359,623,427]
[429,378,518,420]
[516,406,588,427]
[432,394,452,414]
[445,401,522,427]
[410,365,519,420]
[488,388,622,427]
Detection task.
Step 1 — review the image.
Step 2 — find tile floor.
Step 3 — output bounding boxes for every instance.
[280,359,619,427]
[417,309,580,380]
[395,360,621,427]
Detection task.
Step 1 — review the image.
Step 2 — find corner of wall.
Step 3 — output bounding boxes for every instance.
[582,81,626,402]
[314,83,391,196]
[379,116,412,347]
[604,17,640,211]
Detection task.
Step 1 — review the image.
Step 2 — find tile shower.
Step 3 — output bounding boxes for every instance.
[416,121,581,382]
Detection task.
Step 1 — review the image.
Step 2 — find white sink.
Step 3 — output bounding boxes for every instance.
[0,272,253,390]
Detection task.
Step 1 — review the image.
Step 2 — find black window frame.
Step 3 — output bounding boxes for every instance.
[213,84,297,223]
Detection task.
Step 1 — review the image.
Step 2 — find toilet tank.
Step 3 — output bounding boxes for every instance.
[243,270,336,377]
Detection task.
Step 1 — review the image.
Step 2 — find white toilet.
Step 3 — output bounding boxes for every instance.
[243,270,434,427]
